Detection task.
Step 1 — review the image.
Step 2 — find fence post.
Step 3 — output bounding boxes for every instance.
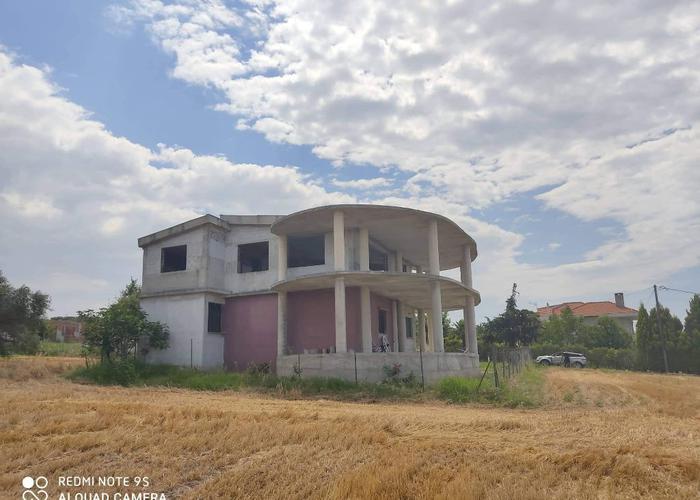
[419,344,425,392]
[491,345,499,388]
[354,351,358,384]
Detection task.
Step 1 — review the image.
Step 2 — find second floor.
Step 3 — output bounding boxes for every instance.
[138,205,478,298]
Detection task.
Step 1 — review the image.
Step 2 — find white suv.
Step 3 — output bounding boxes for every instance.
[536,352,587,368]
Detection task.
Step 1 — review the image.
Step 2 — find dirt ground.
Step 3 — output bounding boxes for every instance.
[1,357,699,499]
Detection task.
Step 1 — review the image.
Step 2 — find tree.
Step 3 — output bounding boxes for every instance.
[684,295,700,336]
[539,307,591,346]
[585,316,632,349]
[443,315,465,352]
[80,280,168,363]
[481,284,540,347]
[0,270,50,355]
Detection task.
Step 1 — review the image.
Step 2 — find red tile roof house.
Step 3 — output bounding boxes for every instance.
[537,293,638,335]
[137,205,481,382]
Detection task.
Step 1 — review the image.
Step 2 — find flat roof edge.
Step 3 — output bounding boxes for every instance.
[138,214,229,248]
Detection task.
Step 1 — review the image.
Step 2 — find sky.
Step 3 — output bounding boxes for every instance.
[1,0,699,323]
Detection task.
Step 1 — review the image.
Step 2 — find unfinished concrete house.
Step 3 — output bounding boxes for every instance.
[137,205,481,382]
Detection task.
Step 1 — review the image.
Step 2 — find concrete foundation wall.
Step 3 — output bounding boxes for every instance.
[277,352,480,384]
[141,293,224,369]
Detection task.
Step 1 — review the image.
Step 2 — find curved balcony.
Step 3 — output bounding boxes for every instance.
[272,271,480,310]
[271,204,476,271]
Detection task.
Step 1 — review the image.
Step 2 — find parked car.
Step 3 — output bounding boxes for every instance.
[536,352,587,368]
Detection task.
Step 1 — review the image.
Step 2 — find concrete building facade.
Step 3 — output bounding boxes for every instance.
[138,205,481,381]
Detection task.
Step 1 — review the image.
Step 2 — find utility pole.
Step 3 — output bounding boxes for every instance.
[653,284,670,373]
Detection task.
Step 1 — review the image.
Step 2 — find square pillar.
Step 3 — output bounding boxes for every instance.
[277,235,287,281]
[333,210,345,271]
[277,291,287,356]
[461,244,478,356]
[359,227,370,271]
[428,219,444,352]
[335,277,347,353]
[397,301,406,351]
[391,300,399,352]
[417,309,426,352]
[394,251,403,272]
[360,285,372,352]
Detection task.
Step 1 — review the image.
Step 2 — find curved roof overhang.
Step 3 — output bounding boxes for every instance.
[270,204,477,271]
[272,271,480,311]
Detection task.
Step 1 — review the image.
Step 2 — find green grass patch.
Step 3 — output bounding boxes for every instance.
[437,365,544,407]
[38,341,83,357]
[69,361,423,400]
[69,360,544,406]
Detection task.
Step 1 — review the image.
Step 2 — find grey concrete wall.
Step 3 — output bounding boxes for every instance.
[224,225,279,294]
[142,227,211,294]
[141,293,224,369]
[277,352,480,384]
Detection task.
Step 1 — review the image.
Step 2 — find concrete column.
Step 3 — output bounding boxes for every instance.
[428,219,444,352]
[460,244,473,288]
[394,251,403,272]
[334,277,347,353]
[276,235,288,357]
[461,244,478,355]
[425,311,433,352]
[465,296,477,354]
[397,301,406,352]
[277,292,287,356]
[428,219,440,275]
[333,211,345,271]
[360,286,372,352]
[277,235,287,281]
[359,227,369,271]
[417,309,426,352]
[391,301,399,352]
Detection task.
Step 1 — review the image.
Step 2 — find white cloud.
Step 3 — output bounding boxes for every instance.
[331,178,391,189]
[0,49,352,315]
[112,0,700,316]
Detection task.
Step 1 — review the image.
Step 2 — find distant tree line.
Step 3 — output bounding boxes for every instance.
[0,270,50,355]
[442,283,700,374]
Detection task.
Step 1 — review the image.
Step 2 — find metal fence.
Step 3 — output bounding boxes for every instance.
[482,346,532,388]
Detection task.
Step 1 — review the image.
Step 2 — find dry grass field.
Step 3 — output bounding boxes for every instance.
[1,357,699,499]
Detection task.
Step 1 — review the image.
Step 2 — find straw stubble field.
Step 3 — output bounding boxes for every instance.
[1,357,699,499]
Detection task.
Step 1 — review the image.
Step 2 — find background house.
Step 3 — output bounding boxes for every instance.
[537,293,637,335]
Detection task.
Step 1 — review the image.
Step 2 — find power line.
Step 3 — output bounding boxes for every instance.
[658,286,700,296]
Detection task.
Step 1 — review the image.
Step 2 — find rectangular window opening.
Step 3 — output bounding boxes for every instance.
[238,241,269,273]
[161,245,187,273]
[378,309,388,335]
[405,317,414,338]
[208,302,222,333]
[369,245,388,271]
[288,234,325,268]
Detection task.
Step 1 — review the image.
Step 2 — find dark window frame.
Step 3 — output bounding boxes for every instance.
[161,245,187,273]
[208,302,222,333]
[405,316,414,338]
[378,309,388,335]
[237,241,270,273]
[287,233,325,268]
[369,244,388,271]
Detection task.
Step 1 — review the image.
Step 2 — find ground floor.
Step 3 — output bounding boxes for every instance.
[141,287,477,381]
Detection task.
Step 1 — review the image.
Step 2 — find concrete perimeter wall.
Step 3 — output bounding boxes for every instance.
[277,352,480,384]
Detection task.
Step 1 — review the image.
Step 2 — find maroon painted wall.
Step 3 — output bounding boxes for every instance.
[286,287,362,354]
[223,293,277,371]
[371,292,396,350]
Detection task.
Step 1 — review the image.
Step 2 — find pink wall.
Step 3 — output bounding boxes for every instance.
[223,293,277,371]
[371,292,396,351]
[286,287,362,354]
[223,288,396,367]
